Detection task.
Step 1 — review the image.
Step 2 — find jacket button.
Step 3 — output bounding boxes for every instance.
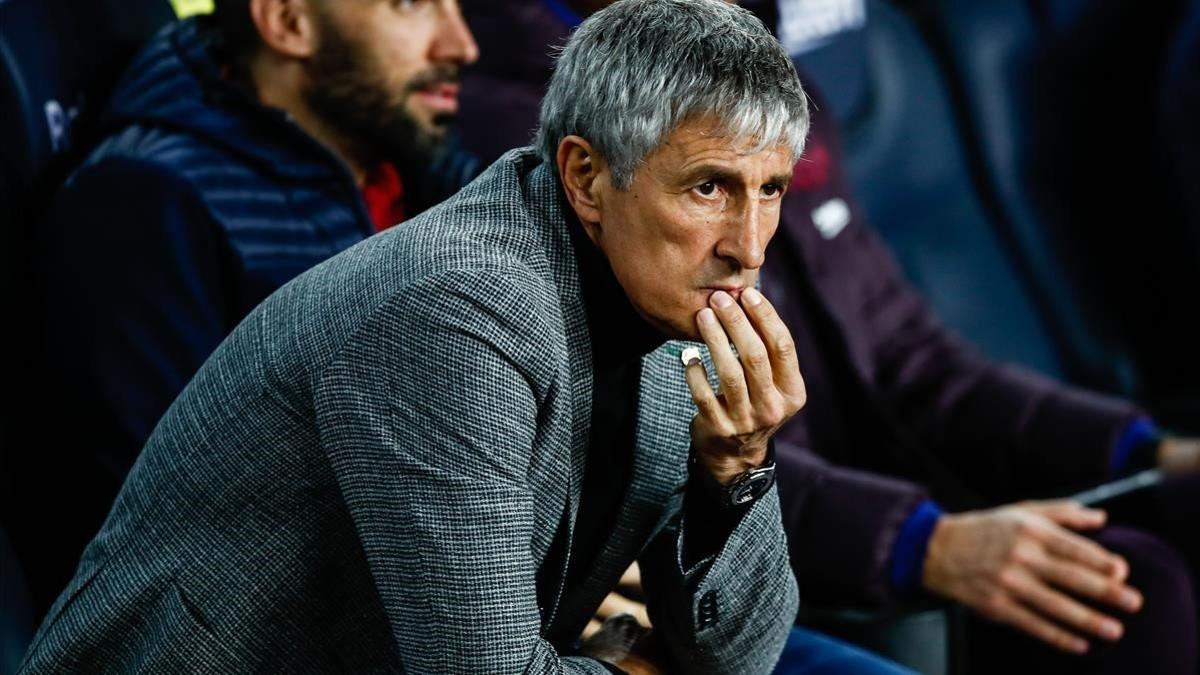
[698,590,719,629]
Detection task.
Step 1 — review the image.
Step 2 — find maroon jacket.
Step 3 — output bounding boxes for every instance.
[457,0,1143,606]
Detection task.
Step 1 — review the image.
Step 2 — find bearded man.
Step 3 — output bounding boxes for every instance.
[8,0,479,618]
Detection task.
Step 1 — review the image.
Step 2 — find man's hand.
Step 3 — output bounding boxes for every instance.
[582,563,651,640]
[684,288,806,485]
[1158,436,1200,474]
[923,500,1143,654]
[580,564,663,673]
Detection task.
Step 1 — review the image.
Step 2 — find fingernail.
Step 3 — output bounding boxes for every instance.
[1100,621,1122,640]
[1112,558,1129,581]
[1121,590,1142,611]
[1071,639,1090,654]
[698,308,717,326]
[710,291,733,308]
[742,287,763,306]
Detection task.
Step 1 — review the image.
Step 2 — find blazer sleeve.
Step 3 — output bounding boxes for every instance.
[33,157,229,507]
[312,269,612,674]
[638,478,799,673]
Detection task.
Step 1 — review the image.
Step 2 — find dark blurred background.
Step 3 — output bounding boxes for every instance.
[2,0,1198,672]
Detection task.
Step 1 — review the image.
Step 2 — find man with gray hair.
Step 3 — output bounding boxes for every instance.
[20,1,813,672]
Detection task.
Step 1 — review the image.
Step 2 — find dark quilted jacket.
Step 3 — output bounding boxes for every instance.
[10,17,479,615]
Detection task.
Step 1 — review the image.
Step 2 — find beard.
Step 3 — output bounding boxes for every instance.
[302,19,457,172]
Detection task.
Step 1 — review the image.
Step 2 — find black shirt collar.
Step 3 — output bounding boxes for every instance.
[567,212,666,369]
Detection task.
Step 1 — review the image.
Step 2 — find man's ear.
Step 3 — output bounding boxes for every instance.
[555,135,606,245]
[249,0,321,59]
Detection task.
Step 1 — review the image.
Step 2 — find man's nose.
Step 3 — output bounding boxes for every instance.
[433,2,481,65]
[715,200,766,270]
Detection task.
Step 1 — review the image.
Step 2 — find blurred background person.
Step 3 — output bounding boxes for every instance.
[454,1,1200,673]
[5,0,479,619]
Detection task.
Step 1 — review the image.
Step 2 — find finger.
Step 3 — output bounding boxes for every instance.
[990,595,1090,654]
[1025,500,1107,531]
[696,305,750,421]
[1160,437,1200,473]
[739,287,805,400]
[597,592,651,628]
[1034,554,1143,613]
[709,291,774,405]
[620,563,642,589]
[682,352,727,427]
[582,619,604,639]
[1039,526,1128,580]
[1004,567,1125,641]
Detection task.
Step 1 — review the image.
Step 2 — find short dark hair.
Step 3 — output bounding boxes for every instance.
[209,0,261,62]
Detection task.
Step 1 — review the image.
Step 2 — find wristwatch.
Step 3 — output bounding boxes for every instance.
[725,461,777,507]
[690,442,777,509]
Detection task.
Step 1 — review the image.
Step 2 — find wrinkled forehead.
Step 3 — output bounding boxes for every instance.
[639,117,798,176]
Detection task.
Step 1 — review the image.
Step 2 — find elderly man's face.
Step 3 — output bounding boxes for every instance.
[584,119,794,340]
[304,0,478,167]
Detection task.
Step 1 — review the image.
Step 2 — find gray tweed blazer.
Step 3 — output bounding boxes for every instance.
[21,149,799,674]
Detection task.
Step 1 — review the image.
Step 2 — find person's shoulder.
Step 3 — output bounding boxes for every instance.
[260,246,565,398]
[266,222,563,349]
[42,133,220,241]
[73,124,250,187]
[301,228,559,323]
[53,122,310,245]
[387,149,559,262]
[252,149,568,359]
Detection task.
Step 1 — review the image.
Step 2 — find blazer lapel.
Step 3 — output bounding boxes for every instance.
[552,341,694,636]
[528,159,594,633]
[627,342,693,526]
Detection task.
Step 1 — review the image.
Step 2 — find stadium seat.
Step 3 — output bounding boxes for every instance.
[0,0,177,639]
[794,0,1069,381]
[1161,0,1200,250]
[0,0,176,206]
[794,28,872,126]
[911,0,1200,422]
[908,0,1137,394]
[0,526,33,675]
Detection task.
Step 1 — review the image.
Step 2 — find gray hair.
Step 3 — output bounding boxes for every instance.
[535,0,809,189]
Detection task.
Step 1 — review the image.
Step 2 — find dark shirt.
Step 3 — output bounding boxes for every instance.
[568,219,745,591]
[567,218,660,594]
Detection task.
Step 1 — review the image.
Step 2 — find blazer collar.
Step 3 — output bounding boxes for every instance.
[524,157,694,635]
[519,158,593,630]
[550,342,696,638]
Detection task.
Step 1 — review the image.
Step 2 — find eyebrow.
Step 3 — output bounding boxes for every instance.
[765,172,794,187]
[677,164,793,189]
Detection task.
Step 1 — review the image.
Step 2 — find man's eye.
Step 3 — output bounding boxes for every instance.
[695,181,718,197]
[762,183,783,198]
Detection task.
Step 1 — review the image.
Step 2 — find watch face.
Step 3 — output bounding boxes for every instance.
[730,471,774,505]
